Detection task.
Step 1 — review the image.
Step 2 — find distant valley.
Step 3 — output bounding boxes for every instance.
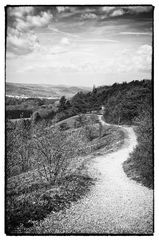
[6,82,90,99]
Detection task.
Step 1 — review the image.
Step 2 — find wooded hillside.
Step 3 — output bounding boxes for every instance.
[69,79,152,125]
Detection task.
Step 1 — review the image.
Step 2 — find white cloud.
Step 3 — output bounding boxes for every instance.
[125,6,153,14]
[100,6,152,18]
[137,44,152,55]
[9,7,34,18]
[76,38,118,43]
[101,7,116,13]
[132,44,152,71]
[110,9,124,17]
[56,6,70,13]
[114,45,152,73]
[48,26,79,39]
[120,32,151,35]
[60,37,70,45]
[16,11,53,31]
[8,43,152,82]
[7,30,40,55]
[81,13,97,20]
[7,7,53,56]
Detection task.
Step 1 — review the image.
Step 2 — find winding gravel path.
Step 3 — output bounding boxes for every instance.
[41,116,153,234]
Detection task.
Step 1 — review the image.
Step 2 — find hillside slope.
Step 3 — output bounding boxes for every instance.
[33,116,153,234]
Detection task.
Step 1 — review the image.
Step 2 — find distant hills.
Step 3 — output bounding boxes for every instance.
[6,82,90,99]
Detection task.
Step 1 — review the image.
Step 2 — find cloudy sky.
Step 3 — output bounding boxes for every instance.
[6,6,153,87]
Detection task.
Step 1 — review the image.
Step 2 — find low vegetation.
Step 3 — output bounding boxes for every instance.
[6,114,124,234]
[123,106,153,189]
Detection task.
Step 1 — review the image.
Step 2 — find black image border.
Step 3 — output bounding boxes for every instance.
[4,4,155,236]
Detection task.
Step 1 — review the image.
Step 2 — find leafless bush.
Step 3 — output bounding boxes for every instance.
[31,121,86,185]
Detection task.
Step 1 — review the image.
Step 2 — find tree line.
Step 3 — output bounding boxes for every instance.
[55,79,152,125]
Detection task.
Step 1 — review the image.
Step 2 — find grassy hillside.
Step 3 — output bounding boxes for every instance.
[6,114,124,234]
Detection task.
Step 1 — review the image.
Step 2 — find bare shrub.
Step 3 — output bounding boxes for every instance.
[31,121,86,185]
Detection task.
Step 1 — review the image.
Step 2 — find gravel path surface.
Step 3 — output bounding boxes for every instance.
[40,116,153,234]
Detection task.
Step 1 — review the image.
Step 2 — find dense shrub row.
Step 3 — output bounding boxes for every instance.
[6,109,33,119]
[6,96,57,120]
[123,107,153,188]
